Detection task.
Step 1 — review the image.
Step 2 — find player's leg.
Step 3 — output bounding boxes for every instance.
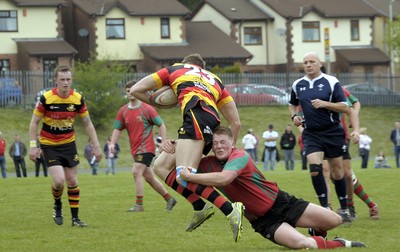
[64,165,87,227]
[48,165,65,225]
[128,161,146,212]
[351,171,379,219]
[343,157,357,219]
[329,156,351,225]
[322,159,332,209]
[139,153,176,211]
[307,151,329,208]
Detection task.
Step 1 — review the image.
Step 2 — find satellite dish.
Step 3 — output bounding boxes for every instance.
[276,28,286,36]
[78,28,89,37]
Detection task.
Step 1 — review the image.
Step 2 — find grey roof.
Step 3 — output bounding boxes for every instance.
[261,0,382,18]
[333,46,390,64]
[140,21,252,62]
[362,0,400,17]
[72,0,190,16]
[15,38,77,56]
[196,0,273,21]
[7,0,67,6]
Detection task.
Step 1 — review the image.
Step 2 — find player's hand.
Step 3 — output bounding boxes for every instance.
[179,167,191,181]
[29,147,40,161]
[350,131,360,144]
[311,99,326,109]
[161,139,176,154]
[93,146,103,161]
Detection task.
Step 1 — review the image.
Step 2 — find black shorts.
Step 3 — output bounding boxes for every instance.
[178,101,220,155]
[41,142,79,168]
[134,153,155,167]
[323,142,351,160]
[250,190,309,244]
[303,125,347,158]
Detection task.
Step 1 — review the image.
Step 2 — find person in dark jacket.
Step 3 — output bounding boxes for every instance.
[280,125,296,170]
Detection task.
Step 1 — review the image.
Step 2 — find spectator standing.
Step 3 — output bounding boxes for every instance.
[9,134,27,178]
[359,127,372,169]
[390,121,400,168]
[84,138,99,175]
[242,129,257,161]
[104,136,119,175]
[262,124,279,171]
[34,134,47,177]
[0,131,6,178]
[280,125,296,170]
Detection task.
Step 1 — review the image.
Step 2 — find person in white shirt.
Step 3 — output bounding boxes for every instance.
[359,127,372,169]
[262,124,279,171]
[242,129,257,161]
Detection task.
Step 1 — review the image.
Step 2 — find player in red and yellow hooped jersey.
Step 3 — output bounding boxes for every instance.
[28,65,102,227]
[131,53,240,172]
[131,54,243,238]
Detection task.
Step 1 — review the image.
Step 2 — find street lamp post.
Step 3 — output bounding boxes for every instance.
[390,1,396,78]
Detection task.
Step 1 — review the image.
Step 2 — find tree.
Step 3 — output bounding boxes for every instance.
[73,59,129,130]
[386,17,400,62]
[178,0,201,11]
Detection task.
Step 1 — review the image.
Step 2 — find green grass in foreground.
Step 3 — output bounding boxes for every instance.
[0,161,398,251]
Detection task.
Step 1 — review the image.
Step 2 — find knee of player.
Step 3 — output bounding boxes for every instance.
[309,163,322,176]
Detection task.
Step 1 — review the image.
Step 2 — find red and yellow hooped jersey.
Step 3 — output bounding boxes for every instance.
[33,88,88,146]
[151,63,234,114]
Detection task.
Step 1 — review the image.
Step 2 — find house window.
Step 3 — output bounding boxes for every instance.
[161,18,170,38]
[0,59,10,72]
[244,27,262,45]
[351,20,360,41]
[106,19,125,39]
[302,21,320,42]
[0,10,17,32]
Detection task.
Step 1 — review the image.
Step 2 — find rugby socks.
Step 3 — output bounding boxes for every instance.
[310,164,328,207]
[52,185,64,206]
[136,196,143,206]
[311,236,344,249]
[165,169,205,210]
[67,186,80,219]
[165,169,233,216]
[333,177,348,210]
[162,193,172,201]
[353,176,377,208]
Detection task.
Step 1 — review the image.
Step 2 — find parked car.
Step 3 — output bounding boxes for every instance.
[0,78,22,107]
[225,84,278,105]
[251,84,290,105]
[343,83,400,106]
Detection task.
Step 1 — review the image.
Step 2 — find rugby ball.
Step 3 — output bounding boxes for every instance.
[150,86,178,108]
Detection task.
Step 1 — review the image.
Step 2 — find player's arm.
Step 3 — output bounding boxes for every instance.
[130,75,157,105]
[28,114,41,161]
[289,104,303,127]
[157,122,167,144]
[219,101,241,145]
[110,129,122,154]
[82,116,102,161]
[181,168,238,187]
